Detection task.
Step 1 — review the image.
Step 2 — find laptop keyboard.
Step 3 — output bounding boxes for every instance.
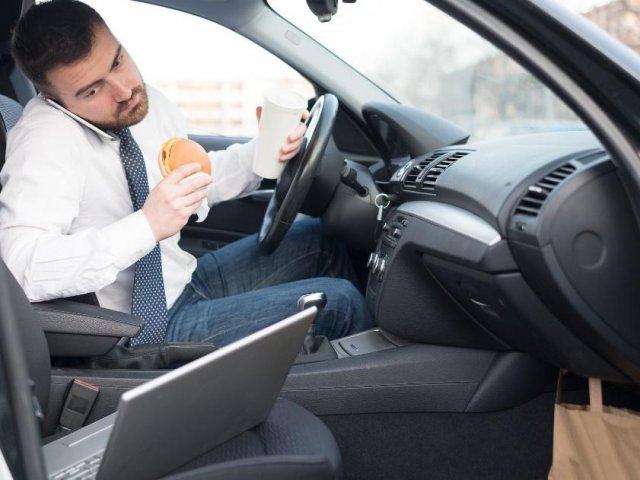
[50,453,103,480]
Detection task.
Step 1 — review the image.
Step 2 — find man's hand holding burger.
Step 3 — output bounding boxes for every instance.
[143,139,212,242]
[142,111,307,242]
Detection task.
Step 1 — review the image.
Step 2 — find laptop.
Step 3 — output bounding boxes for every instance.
[0,307,314,480]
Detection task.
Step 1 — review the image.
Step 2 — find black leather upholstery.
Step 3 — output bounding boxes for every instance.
[0,259,50,416]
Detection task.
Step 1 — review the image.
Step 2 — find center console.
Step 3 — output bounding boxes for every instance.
[281,204,557,416]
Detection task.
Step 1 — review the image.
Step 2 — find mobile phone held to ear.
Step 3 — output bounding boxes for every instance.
[44,96,117,141]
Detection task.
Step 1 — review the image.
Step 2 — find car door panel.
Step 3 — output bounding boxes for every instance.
[180,135,275,255]
[180,192,271,256]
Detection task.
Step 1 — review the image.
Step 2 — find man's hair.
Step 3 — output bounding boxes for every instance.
[11,0,106,91]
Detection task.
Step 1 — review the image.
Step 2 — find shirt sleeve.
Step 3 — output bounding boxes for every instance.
[152,86,263,206]
[0,123,156,302]
[206,138,262,205]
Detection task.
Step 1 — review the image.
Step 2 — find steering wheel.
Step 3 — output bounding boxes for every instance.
[258,94,339,254]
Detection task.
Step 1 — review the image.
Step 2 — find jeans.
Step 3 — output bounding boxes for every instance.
[165,219,374,347]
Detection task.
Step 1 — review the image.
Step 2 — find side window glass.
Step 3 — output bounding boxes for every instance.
[269,0,588,143]
[83,0,314,137]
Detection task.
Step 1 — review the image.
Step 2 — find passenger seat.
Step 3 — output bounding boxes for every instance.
[0,93,22,131]
[1,255,343,479]
[0,93,22,174]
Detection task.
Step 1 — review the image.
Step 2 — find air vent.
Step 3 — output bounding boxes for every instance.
[403,150,470,192]
[514,163,577,217]
[403,151,446,189]
[421,151,469,194]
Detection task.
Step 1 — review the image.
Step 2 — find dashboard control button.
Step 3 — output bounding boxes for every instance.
[377,258,387,281]
[367,252,378,269]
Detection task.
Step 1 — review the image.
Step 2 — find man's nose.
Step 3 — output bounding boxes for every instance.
[110,79,132,103]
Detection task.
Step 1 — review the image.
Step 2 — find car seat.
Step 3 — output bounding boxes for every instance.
[0,256,343,479]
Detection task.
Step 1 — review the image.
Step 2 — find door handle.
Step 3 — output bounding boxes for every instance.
[249,189,274,203]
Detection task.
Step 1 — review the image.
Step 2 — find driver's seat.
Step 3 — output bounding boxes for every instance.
[0,94,100,308]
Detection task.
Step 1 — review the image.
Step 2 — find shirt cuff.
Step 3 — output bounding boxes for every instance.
[101,210,157,269]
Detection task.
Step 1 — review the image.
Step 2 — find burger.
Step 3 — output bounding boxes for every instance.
[158,138,212,177]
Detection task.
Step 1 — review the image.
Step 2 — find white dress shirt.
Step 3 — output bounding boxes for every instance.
[0,86,261,313]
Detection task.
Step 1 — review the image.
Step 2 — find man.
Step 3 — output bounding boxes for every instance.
[0,0,373,347]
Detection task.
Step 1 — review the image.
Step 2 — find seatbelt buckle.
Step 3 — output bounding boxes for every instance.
[57,379,99,433]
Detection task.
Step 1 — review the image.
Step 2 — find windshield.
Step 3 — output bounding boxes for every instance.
[268,0,606,142]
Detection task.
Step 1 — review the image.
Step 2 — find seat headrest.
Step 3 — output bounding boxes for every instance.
[0,0,22,46]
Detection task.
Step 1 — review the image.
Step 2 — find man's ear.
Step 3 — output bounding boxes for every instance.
[38,82,63,106]
[41,92,65,108]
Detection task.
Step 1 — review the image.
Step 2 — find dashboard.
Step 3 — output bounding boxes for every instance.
[365,128,640,384]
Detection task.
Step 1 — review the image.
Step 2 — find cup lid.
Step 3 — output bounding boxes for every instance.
[263,88,306,111]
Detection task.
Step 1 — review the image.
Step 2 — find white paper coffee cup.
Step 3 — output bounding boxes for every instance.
[253,88,306,179]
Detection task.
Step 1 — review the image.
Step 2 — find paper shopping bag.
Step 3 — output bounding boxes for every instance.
[548,374,640,480]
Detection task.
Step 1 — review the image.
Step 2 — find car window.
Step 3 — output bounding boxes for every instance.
[269,0,595,142]
[79,0,315,137]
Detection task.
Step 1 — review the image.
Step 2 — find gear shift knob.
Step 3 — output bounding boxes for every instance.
[297,292,327,312]
[297,293,327,355]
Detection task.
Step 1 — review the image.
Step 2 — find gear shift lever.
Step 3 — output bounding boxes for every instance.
[297,293,327,354]
[297,292,327,311]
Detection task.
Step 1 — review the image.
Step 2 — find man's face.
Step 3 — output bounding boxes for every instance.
[45,24,148,131]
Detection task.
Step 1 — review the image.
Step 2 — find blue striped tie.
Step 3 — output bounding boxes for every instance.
[114,128,168,345]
